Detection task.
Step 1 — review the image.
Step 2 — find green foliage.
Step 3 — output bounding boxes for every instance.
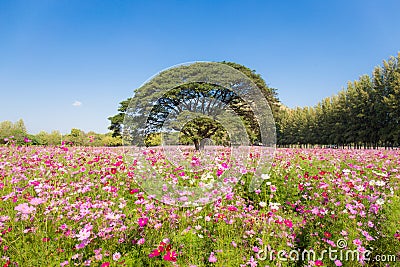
[101,133,123,147]
[0,119,28,145]
[108,98,132,137]
[108,62,280,149]
[0,122,123,147]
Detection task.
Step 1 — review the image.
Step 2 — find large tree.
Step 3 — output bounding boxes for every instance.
[108,62,279,149]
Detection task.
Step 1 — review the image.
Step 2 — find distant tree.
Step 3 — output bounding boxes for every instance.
[0,119,28,145]
[34,131,49,145]
[101,133,122,147]
[108,98,132,137]
[65,128,87,146]
[47,131,62,145]
[0,121,13,144]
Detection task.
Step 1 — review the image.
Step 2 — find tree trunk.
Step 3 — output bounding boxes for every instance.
[194,139,200,151]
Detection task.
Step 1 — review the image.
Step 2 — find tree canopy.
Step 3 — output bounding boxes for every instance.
[109,61,279,149]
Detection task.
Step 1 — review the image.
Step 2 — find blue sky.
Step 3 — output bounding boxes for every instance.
[1,0,400,134]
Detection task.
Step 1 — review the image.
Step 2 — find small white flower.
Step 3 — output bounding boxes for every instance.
[269,202,281,210]
[369,180,376,186]
[376,198,384,205]
[355,185,365,192]
[259,201,267,208]
[372,170,387,177]
[342,169,351,174]
[261,173,270,180]
[265,181,272,186]
[375,180,386,186]
[198,234,204,238]
[320,209,328,215]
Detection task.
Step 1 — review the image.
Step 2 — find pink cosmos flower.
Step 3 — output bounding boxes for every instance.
[76,228,91,241]
[15,203,35,214]
[353,239,362,246]
[138,217,149,227]
[395,232,400,240]
[284,219,293,228]
[208,252,217,263]
[163,250,177,262]
[129,188,139,194]
[334,260,343,266]
[247,256,257,267]
[112,252,121,261]
[315,260,324,266]
[227,205,237,211]
[149,249,160,258]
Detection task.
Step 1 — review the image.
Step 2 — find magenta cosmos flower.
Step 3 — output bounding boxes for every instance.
[138,217,149,227]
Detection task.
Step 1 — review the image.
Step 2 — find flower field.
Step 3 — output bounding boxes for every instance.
[0,145,399,266]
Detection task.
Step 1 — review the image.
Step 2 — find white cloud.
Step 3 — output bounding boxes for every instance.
[72,101,82,107]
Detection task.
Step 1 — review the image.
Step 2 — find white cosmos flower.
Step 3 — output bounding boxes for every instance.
[261,173,270,180]
[269,202,281,210]
[372,170,387,177]
[355,185,365,191]
[259,201,267,208]
[376,198,385,205]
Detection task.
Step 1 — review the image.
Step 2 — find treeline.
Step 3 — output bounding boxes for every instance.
[277,53,400,148]
[3,54,399,148]
[0,120,122,146]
